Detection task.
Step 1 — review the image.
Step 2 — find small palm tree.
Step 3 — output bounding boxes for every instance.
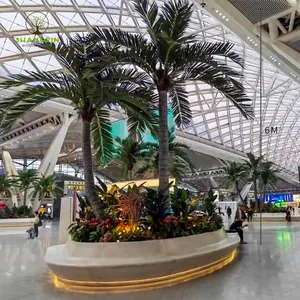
[0,36,157,219]
[244,152,263,205]
[16,169,39,206]
[0,174,15,203]
[260,161,277,205]
[34,174,63,207]
[115,137,146,180]
[225,162,247,204]
[136,133,194,181]
[88,0,254,196]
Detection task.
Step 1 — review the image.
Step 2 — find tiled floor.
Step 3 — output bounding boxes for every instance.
[1,221,300,300]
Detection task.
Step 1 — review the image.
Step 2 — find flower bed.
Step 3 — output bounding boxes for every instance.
[68,181,223,243]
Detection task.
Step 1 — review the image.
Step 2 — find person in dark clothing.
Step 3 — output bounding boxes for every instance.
[247,208,254,222]
[226,217,248,244]
[226,206,232,219]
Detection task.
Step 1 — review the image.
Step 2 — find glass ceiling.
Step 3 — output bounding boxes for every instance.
[0,0,300,175]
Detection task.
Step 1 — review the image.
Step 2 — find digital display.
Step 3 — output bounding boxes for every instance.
[264,194,293,203]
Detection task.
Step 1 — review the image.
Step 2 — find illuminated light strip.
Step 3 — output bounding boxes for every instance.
[52,250,237,294]
[0,224,31,228]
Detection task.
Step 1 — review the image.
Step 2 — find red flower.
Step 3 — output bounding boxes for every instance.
[89,219,100,226]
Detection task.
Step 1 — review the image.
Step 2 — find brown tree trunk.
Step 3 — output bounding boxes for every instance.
[158,90,169,196]
[82,120,102,219]
[254,179,259,208]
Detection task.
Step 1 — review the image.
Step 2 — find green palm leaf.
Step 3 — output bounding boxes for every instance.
[91,110,115,164]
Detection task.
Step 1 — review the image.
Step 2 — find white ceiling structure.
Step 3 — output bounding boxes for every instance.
[1,0,300,180]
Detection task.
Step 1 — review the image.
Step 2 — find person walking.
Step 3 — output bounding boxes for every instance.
[33,211,41,238]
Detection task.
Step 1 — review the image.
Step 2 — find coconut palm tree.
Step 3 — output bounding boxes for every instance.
[88,0,254,196]
[136,133,194,181]
[260,161,277,205]
[225,162,247,204]
[244,152,262,205]
[0,35,157,219]
[16,169,39,206]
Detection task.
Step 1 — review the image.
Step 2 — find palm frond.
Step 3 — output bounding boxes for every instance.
[132,0,161,43]
[169,84,191,127]
[183,63,254,119]
[0,83,77,132]
[91,109,115,164]
[160,0,194,43]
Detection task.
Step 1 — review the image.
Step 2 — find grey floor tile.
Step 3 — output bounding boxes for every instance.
[1,221,300,300]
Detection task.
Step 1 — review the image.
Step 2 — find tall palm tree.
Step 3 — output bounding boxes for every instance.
[0,36,157,219]
[260,161,277,205]
[225,162,247,204]
[88,0,254,196]
[136,133,194,181]
[16,169,39,206]
[244,152,262,205]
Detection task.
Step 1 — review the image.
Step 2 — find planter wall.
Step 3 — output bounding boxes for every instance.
[45,229,239,292]
[0,218,34,227]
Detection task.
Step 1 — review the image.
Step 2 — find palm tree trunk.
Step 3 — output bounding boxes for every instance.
[158,90,169,196]
[82,120,101,219]
[23,189,27,207]
[254,179,259,208]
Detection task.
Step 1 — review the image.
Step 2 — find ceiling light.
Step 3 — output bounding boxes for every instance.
[247,37,250,39]
[222,15,225,19]
[278,63,281,65]
[226,18,229,21]
[219,13,222,16]
[216,10,219,13]
[255,43,258,46]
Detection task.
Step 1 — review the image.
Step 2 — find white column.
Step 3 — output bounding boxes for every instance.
[58,196,74,244]
[37,113,76,177]
[2,150,19,207]
[31,113,76,209]
[241,182,253,201]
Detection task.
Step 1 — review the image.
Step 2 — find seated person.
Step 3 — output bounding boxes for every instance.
[226,217,248,244]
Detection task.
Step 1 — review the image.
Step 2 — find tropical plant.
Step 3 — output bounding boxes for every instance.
[0,174,15,202]
[88,0,254,196]
[260,161,278,205]
[200,189,217,216]
[170,186,198,219]
[33,174,63,209]
[225,162,247,204]
[136,133,194,180]
[15,169,39,206]
[0,36,157,219]
[114,137,146,180]
[243,152,263,205]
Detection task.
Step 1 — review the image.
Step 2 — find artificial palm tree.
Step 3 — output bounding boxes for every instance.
[16,169,39,206]
[244,152,262,205]
[115,136,147,180]
[136,133,194,181]
[88,0,254,196]
[0,174,15,203]
[260,161,277,205]
[33,174,63,209]
[0,36,157,219]
[225,162,247,204]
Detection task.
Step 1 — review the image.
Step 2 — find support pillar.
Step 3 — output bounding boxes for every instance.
[38,113,76,177]
[31,113,76,209]
[240,182,253,202]
[2,151,19,207]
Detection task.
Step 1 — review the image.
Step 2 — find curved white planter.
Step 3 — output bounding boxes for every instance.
[45,229,239,292]
[0,218,34,227]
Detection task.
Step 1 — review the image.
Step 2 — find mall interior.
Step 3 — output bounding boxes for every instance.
[2,0,300,299]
